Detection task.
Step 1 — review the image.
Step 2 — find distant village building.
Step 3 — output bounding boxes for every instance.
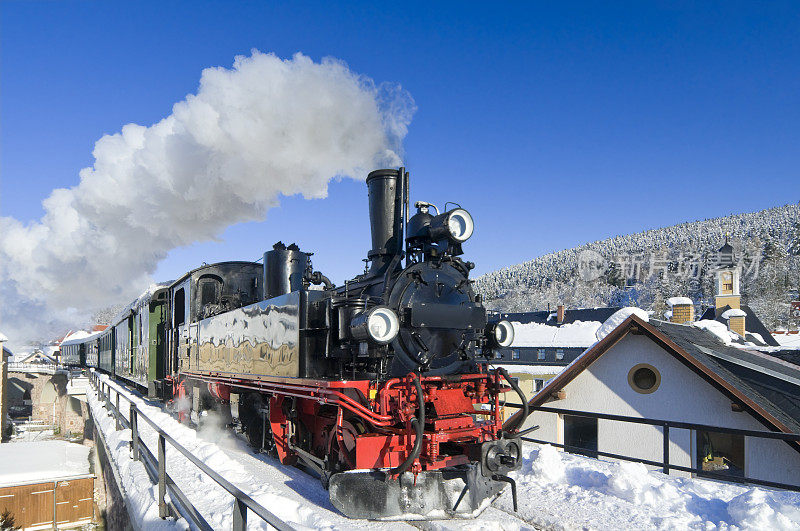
[516,314,800,487]
[695,238,780,346]
[0,332,9,442]
[489,306,621,412]
[6,349,90,439]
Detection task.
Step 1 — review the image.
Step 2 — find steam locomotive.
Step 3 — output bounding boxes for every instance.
[62,168,530,519]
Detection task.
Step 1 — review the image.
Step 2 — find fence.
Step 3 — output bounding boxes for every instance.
[90,372,294,531]
[7,362,63,374]
[506,403,800,492]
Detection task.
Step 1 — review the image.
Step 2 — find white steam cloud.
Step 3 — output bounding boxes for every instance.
[0,51,415,349]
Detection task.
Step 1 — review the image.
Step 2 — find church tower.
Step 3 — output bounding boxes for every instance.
[714,236,742,315]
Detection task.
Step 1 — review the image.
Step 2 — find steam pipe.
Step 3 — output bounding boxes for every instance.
[305,270,334,290]
[390,375,425,477]
[498,367,529,435]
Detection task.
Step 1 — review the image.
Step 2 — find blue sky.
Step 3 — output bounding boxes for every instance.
[2,1,799,286]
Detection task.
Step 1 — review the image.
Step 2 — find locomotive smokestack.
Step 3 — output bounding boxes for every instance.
[366,168,406,274]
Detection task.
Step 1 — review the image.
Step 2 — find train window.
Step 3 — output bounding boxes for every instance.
[556,349,564,360]
[200,279,220,307]
[511,349,520,360]
[537,348,546,360]
[175,288,186,325]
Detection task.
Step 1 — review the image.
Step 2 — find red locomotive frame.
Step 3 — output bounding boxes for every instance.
[175,367,510,475]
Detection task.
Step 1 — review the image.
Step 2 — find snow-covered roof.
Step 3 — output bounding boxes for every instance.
[666,297,693,307]
[773,332,800,348]
[109,281,172,325]
[595,307,649,341]
[61,329,104,346]
[19,350,58,364]
[511,320,601,348]
[692,319,743,345]
[0,441,91,487]
[0,331,8,342]
[721,308,747,319]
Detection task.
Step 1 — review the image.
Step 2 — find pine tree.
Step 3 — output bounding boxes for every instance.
[789,220,800,257]
[603,261,624,288]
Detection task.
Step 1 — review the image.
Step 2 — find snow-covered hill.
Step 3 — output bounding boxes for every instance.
[475,203,800,330]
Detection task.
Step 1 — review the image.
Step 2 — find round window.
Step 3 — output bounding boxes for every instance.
[628,364,660,394]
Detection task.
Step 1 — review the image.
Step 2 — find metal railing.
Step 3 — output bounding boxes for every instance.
[506,403,800,492]
[90,371,294,531]
[7,362,63,374]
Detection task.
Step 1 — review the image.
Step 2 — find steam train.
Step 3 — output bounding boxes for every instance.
[61,168,530,519]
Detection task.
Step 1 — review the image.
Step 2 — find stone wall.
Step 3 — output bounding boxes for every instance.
[6,370,88,437]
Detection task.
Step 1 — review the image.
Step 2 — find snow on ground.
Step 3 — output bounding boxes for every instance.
[89,372,800,530]
[0,440,90,486]
[88,372,414,530]
[506,444,800,530]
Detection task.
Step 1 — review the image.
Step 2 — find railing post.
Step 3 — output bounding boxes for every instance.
[158,434,167,518]
[115,393,121,431]
[662,423,670,475]
[232,498,247,531]
[130,405,139,461]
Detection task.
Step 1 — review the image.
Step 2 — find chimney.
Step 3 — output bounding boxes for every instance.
[557,305,565,324]
[722,308,747,337]
[366,168,406,275]
[667,297,694,324]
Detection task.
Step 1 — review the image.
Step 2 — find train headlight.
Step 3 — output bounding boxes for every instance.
[486,320,514,348]
[427,208,475,244]
[350,306,400,344]
[445,209,474,242]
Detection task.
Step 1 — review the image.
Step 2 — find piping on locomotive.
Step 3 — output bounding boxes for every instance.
[72,168,532,519]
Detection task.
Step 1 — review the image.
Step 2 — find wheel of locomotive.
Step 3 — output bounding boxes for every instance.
[326,413,368,478]
[194,384,216,427]
[239,392,272,452]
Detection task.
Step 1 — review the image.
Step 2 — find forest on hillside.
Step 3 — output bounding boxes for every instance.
[474,203,800,330]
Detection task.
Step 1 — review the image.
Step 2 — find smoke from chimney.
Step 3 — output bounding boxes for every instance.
[0,51,416,349]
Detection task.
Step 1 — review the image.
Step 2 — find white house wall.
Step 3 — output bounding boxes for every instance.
[523,333,800,485]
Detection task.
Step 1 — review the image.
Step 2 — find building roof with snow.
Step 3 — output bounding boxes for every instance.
[0,440,91,487]
[511,320,602,348]
[495,307,636,367]
[699,305,780,347]
[497,307,623,326]
[17,350,57,364]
